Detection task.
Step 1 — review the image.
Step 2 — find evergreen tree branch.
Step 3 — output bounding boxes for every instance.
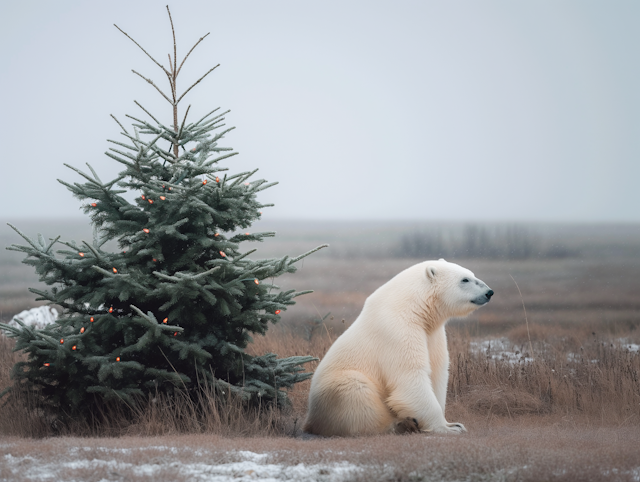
[6,223,43,252]
[114,24,172,78]
[92,266,118,278]
[102,175,127,190]
[177,32,210,77]
[63,164,103,186]
[177,104,191,141]
[204,152,238,167]
[229,168,259,187]
[103,152,135,168]
[194,107,223,126]
[133,100,161,125]
[292,290,313,298]
[166,6,178,79]
[254,182,278,193]
[110,114,129,134]
[107,139,138,152]
[176,64,219,105]
[81,240,105,260]
[290,244,329,263]
[232,249,257,262]
[85,164,103,184]
[132,70,174,105]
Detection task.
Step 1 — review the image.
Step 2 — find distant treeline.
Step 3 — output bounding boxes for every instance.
[397,224,576,259]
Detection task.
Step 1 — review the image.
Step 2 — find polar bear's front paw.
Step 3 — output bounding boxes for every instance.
[445,422,467,433]
[426,422,467,434]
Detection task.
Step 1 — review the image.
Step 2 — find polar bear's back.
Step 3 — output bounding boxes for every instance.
[311,263,430,388]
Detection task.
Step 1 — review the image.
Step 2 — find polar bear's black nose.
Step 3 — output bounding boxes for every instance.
[485,290,494,300]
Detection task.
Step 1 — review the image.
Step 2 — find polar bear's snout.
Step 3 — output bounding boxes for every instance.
[471,286,494,305]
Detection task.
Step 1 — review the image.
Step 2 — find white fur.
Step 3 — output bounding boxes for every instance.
[303,259,491,436]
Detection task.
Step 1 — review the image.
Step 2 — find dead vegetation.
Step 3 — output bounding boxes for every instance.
[1,319,638,438]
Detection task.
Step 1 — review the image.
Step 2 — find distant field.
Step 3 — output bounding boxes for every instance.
[2,219,639,337]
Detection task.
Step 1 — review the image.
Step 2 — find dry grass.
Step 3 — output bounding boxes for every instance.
[447,328,640,423]
[1,320,639,437]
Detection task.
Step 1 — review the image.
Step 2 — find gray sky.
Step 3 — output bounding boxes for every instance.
[1,1,639,222]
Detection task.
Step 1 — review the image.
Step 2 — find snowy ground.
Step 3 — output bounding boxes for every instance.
[2,428,639,482]
[1,443,363,482]
[469,336,640,365]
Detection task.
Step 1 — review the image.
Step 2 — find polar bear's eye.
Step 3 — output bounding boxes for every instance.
[462,278,469,283]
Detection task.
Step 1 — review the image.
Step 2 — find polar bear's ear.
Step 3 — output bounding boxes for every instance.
[438,258,446,262]
[426,265,437,281]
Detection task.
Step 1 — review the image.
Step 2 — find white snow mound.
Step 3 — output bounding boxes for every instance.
[10,305,58,328]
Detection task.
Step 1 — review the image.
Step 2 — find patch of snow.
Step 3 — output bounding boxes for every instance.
[236,451,268,462]
[618,339,640,353]
[469,338,534,364]
[3,448,362,481]
[9,305,58,328]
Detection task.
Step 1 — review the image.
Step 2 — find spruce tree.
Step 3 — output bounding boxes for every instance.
[0,8,326,419]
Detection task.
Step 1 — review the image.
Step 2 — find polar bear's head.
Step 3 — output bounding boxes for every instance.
[424,258,493,318]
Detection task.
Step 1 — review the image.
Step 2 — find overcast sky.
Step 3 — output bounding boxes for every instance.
[1,1,639,223]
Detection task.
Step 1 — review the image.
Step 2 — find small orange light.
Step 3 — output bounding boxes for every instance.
[191,148,196,152]
[109,307,113,313]
[173,332,178,336]
[215,177,220,183]
[141,195,146,200]
[168,187,172,191]
[160,196,166,201]
[123,251,126,254]
[60,339,64,344]
[43,363,50,367]
[163,318,168,324]
[112,267,118,273]
[214,233,219,237]
[72,345,77,351]
[275,310,281,315]
[91,203,97,207]
[143,228,150,234]
[202,179,207,185]
[254,279,259,285]
[162,185,165,188]
[148,199,154,204]
[244,182,250,186]
[219,251,226,257]
[90,317,94,322]
[259,211,262,215]
[245,232,250,235]
[80,327,85,334]
[78,252,85,257]
[152,258,157,262]
[116,357,120,362]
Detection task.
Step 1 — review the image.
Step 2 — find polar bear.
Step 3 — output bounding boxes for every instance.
[303,259,493,436]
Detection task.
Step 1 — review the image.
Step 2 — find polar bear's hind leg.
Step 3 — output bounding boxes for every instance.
[304,370,395,436]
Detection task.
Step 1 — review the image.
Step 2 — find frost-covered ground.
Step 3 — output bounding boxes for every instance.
[469,337,535,364]
[2,444,363,481]
[1,429,639,482]
[469,336,640,365]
